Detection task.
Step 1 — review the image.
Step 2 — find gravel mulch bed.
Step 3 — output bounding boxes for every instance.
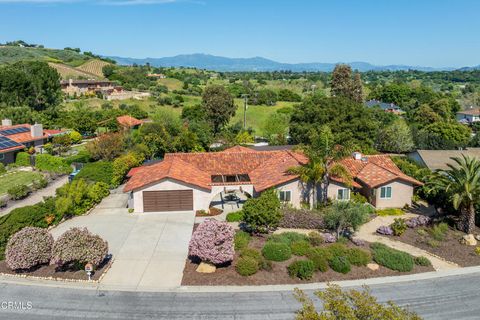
[182,235,433,286]
[397,226,480,267]
[0,256,112,281]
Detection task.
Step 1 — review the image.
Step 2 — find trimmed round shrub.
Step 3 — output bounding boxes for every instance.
[5,227,53,270]
[390,218,407,236]
[327,243,349,259]
[268,232,308,246]
[8,184,30,200]
[414,256,432,267]
[290,240,311,256]
[308,253,329,272]
[370,243,414,272]
[51,228,108,267]
[262,242,291,261]
[234,230,251,250]
[240,247,262,263]
[226,211,244,222]
[307,231,324,246]
[346,248,371,266]
[287,260,315,280]
[188,219,235,265]
[306,247,333,261]
[236,256,259,276]
[329,256,351,274]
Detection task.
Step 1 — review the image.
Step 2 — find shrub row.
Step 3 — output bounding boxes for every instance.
[370,242,414,272]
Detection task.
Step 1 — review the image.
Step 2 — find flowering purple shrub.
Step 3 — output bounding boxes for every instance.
[323,233,337,243]
[188,219,235,265]
[5,227,53,270]
[279,209,324,229]
[406,216,431,228]
[51,228,108,267]
[376,225,393,235]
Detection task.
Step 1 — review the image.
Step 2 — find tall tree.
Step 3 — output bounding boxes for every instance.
[331,64,353,99]
[428,156,480,233]
[376,119,414,153]
[288,126,352,208]
[352,72,364,103]
[202,85,235,134]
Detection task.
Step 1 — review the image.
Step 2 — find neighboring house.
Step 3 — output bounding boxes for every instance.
[408,149,480,171]
[61,79,123,96]
[0,119,63,165]
[124,147,421,213]
[330,152,423,209]
[456,108,480,123]
[116,115,144,129]
[146,73,166,79]
[365,99,403,114]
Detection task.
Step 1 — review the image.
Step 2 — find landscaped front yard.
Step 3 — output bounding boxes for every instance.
[0,171,43,195]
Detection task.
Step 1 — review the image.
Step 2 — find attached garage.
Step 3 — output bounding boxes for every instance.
[142,190,193,212]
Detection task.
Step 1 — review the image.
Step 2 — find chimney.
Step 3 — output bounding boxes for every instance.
[31,123,43,138]
[1,119,12,127]
[352,152,362,160]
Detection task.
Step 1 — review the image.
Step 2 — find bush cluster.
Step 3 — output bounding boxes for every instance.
[15,152,30,167]
[242,189,282,233]
[111,152,144,187]
[262,242,291,261]
[55,179,109,216]
[414,256,432,267]
[279,209,324,229]
[236,256,258,276]
[51,227,108,267]
[370,242,414,272]
[189,219,235,265]
[74,161,114,186]
[5,227,53,270]
[35,154,71,174]
[7,184,30,200]
[234,230,251,250]
[329,256,351,274]
[288,260,315,280]
[290,240,311,256]
[65,150,92,165]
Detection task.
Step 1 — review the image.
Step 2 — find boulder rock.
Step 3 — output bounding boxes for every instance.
[196,262,216,273]
[461,234,477,246]
[367,263,380,271]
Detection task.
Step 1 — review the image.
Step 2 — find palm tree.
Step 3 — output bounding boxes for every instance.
[430,155,480,234]
[289,126,352,209]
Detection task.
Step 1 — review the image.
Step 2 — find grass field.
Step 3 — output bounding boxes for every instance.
[157,78,184,91]
[0,171,43,195]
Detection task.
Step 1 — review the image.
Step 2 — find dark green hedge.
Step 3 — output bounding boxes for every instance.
[74,161,113,186]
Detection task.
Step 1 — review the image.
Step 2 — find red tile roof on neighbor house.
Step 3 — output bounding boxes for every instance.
[124,147,308,192]
[116,115,143,128]
[0,123,63,153]
[335,154,423,189]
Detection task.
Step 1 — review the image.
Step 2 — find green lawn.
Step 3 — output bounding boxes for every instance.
[0,171,43,195]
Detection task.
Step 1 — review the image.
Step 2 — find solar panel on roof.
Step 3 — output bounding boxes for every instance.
[0,136,22,150]
[0,127,30,136]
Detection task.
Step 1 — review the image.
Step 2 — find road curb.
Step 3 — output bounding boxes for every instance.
[2,265,480,293]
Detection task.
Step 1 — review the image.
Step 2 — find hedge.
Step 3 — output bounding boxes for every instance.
[15,152,30,167]
[74,161,113,186]
[65,150,92,165]
[35,154,71,174]
[370,242,414,272]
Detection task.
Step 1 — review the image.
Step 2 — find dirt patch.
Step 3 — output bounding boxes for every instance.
[397,227,480,267]
[0,256,112,281]
[182,236,433,286]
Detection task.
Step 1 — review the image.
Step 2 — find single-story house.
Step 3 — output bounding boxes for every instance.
[365,99,403,114]
[116,115,143,129]
[408,149,480,171]
[456,108,480,123]
[0,119,63,165]
[124,147,422,213]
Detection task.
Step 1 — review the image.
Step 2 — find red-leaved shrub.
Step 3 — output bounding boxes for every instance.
[188,219,235,265]
[51,228,108,267]
[6,227,53,270]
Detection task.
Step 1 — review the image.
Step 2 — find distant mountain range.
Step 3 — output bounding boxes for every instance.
[106,53,478,72]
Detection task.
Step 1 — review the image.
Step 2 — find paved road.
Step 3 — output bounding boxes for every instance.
[0,272,479,319]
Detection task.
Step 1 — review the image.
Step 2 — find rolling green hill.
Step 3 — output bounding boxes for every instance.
[0,46,92,66]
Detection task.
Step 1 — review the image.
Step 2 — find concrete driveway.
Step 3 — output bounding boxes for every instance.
[50,192,195,291]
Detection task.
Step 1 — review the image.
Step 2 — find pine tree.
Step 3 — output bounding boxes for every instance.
[331,64,353,99]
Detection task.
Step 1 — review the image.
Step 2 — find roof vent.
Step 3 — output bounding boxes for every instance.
[352,152,362,160]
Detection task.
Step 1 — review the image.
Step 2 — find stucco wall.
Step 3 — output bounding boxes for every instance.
[327,181,350,201]
[272,178,305,208]
[132,178,211,213]
[374,180,413,209]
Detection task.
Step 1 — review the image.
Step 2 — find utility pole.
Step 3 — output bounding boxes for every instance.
[241,94,248,129]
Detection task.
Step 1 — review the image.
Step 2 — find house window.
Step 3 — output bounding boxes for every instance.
[337,188,350,200]
[279,190,291,202]
[380,186,392,199]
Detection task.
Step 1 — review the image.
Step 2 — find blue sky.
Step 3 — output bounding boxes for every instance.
[0,0,479,67]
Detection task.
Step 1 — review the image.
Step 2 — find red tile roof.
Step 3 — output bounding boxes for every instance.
[116,115,143,127]
[124,148,307,192]
[222,145,256,153]
[0,123,62,153]
[336,154,423,188]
